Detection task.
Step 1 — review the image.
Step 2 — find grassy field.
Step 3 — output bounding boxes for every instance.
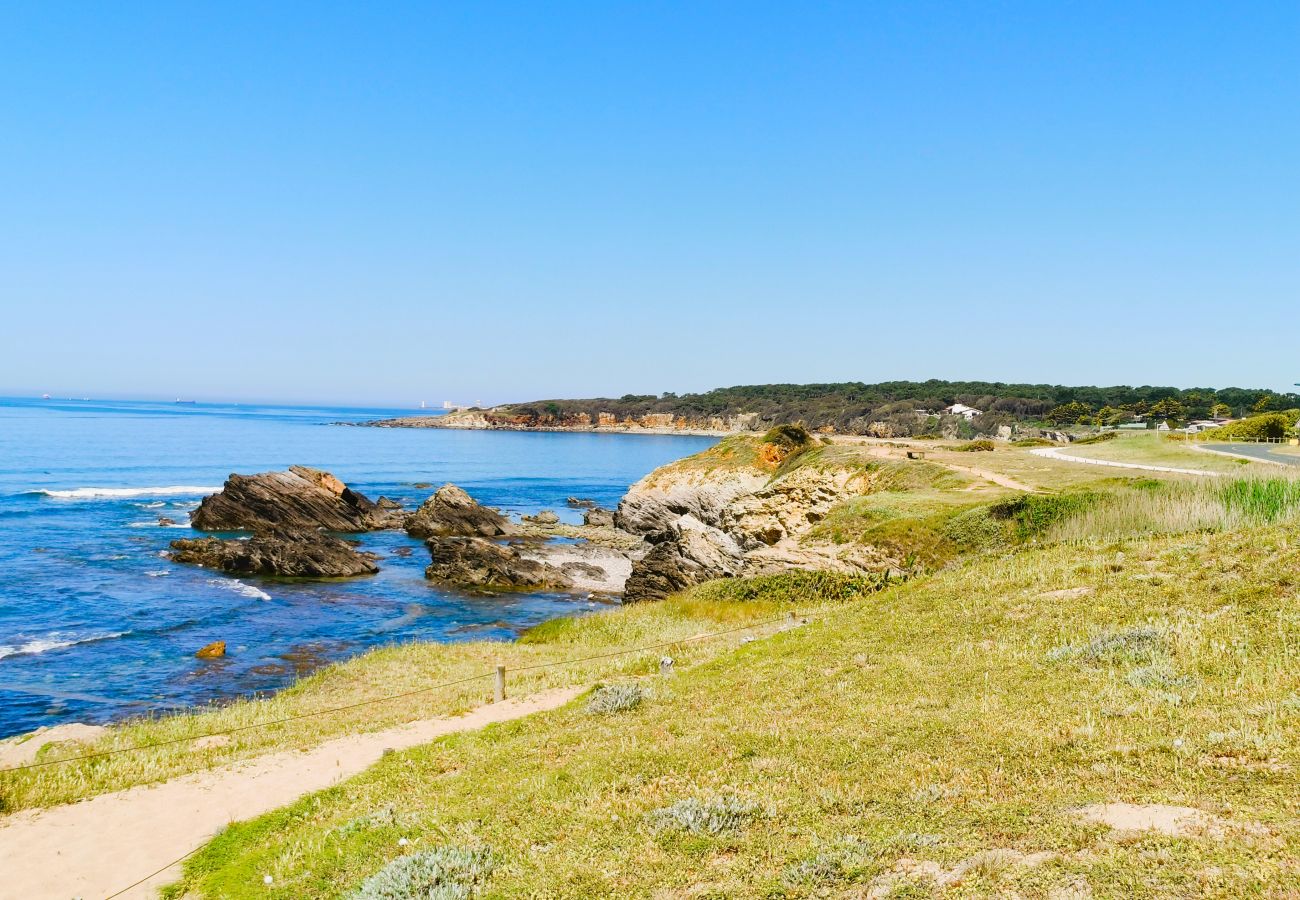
[166,525,1300,898]
[1060,433,1256,474]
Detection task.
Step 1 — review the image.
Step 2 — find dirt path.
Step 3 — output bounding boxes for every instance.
[0,686,583,900]
[1029,446,1219,477]
[932,461,1040,492]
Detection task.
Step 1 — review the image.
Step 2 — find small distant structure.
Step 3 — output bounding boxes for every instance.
[943,403,982,420]
[1184,420,1223,434]
[441,400,473,411]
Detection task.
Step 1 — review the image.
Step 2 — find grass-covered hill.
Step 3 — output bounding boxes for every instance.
[6,434,1300,897]
[486,381,1299,437]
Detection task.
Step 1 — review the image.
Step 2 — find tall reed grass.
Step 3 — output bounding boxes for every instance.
[1049,472,1300,543]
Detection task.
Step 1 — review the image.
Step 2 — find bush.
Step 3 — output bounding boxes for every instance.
[648,796,761,836]
[941,506,1010,551]
[588,683,650,715]
[953,439,996,452]
[351,847,494,900]
[762,423,815,452]
[990,491,1100,537]
[1072,431,1118,445]
[1209,412,1298,441]
[1011,437,1056,447]
[685,570,891,604]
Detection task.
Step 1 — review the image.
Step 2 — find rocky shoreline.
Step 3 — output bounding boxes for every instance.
[347,412,744,437]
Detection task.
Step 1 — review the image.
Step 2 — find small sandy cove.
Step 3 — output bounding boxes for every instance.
[0,686,582,900]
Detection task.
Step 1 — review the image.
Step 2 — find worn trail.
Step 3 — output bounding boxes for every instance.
[0,687,583,900]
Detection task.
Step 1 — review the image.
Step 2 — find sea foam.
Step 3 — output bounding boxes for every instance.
[34,486,219,500]
[0,631,128,660]
[207,578,272,601]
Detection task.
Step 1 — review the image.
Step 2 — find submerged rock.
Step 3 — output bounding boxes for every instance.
[623,514,745,603]
[423,536,571,591]
[169,528,380,578]
[566,497,597,508]
[189,466,402,532]
[405,484,512,538]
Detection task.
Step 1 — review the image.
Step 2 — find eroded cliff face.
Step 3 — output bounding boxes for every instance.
[617,439,888,600]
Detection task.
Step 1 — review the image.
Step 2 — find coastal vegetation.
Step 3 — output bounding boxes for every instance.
[7,431,1299,897]
[443,381,1300,438]
[163,520,1300,897]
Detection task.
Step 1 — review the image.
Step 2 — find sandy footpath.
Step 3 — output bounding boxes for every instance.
[0,686,583,900]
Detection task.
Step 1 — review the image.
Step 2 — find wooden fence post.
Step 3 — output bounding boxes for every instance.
[495,664,506,703]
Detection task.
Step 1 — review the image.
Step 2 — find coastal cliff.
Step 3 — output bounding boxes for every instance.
[361,407,761,436]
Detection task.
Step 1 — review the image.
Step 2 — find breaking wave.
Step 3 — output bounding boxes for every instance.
[207,578,272,601]
[0,631,128,660]
[32,486,219,500]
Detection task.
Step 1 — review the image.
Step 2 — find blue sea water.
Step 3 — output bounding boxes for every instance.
[0,398,716,738]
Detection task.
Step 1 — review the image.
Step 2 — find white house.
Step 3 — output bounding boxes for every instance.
[944,403,982,420]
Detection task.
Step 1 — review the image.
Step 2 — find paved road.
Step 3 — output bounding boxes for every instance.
[1199,443,1300,467]
[1028,447,1219,477]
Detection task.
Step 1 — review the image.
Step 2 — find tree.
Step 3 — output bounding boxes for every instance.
[1147,397,1187,424]
[1252,394,1283,413]
[1095,406,1131,427]
[1210,402,1233,420]
[1045,401,1093,425]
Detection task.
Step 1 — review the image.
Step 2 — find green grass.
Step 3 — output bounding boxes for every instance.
[1062,433,1256,474]
[0,584,857,814]
[166,525,1300,898]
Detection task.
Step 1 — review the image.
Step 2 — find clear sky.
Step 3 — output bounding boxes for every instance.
[2,2,1296,407]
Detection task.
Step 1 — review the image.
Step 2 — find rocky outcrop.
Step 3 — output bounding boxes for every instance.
[518,542,634,593]
[189,466,402,532]
[623,515,744,603]
[195,640,226,659]
[615,468,769,534]
[169,528,380,578]
[718,466,869,550]
[423,536,571,591]
[405,484,512,538]
[583,507,615,528]
[522,510,559,525]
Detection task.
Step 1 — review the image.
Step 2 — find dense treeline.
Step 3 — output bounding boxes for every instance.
[500,381,1299,436]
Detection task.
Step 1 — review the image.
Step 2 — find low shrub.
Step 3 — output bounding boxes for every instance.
[762,423,815,452]
[1047,626,1165,664]
[588,683,650,715]
[648,796,762,836]
[1209,412,1299,441]
[953,439,996,452]
[1011,437,1056,447]
[1072,431,1119,446]
[685,570,891,604]
[351,846,494,900]
[941,506,1011,551]
[991,491,1100,537]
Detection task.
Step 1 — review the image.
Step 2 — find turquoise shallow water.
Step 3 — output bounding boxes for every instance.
[0,398,715,738]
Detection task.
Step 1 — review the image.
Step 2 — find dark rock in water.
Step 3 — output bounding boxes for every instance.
[195,640,226,659]
[522,510,560,525]
[424,536,571,591]
[169,528,380,578]
[157,516,178,527]
[190,466,402,532]
[623,515,744,603]
[566,497,597,508]
[412,482,432,489]
[389,545,414,558]
[406,484,512,538]
[583,507,615,528]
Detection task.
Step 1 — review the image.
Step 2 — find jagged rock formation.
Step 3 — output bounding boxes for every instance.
[405,484,512,538]
[423,536,571,591]
[622,515,745,602]
[169,528,380,577]
[718,466,869,549]
[615,468,769,534]
[189,466,402,532]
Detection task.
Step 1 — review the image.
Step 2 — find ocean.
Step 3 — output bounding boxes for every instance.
[0,397,716,738]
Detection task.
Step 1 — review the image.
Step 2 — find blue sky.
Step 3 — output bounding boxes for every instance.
[2,2,1296,406]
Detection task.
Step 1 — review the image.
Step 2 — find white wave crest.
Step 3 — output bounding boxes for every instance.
[0,631,128,660]
[207,578,272,601]
[34,486,219,500]
[145,569,170,577]
[127,520,192,528]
